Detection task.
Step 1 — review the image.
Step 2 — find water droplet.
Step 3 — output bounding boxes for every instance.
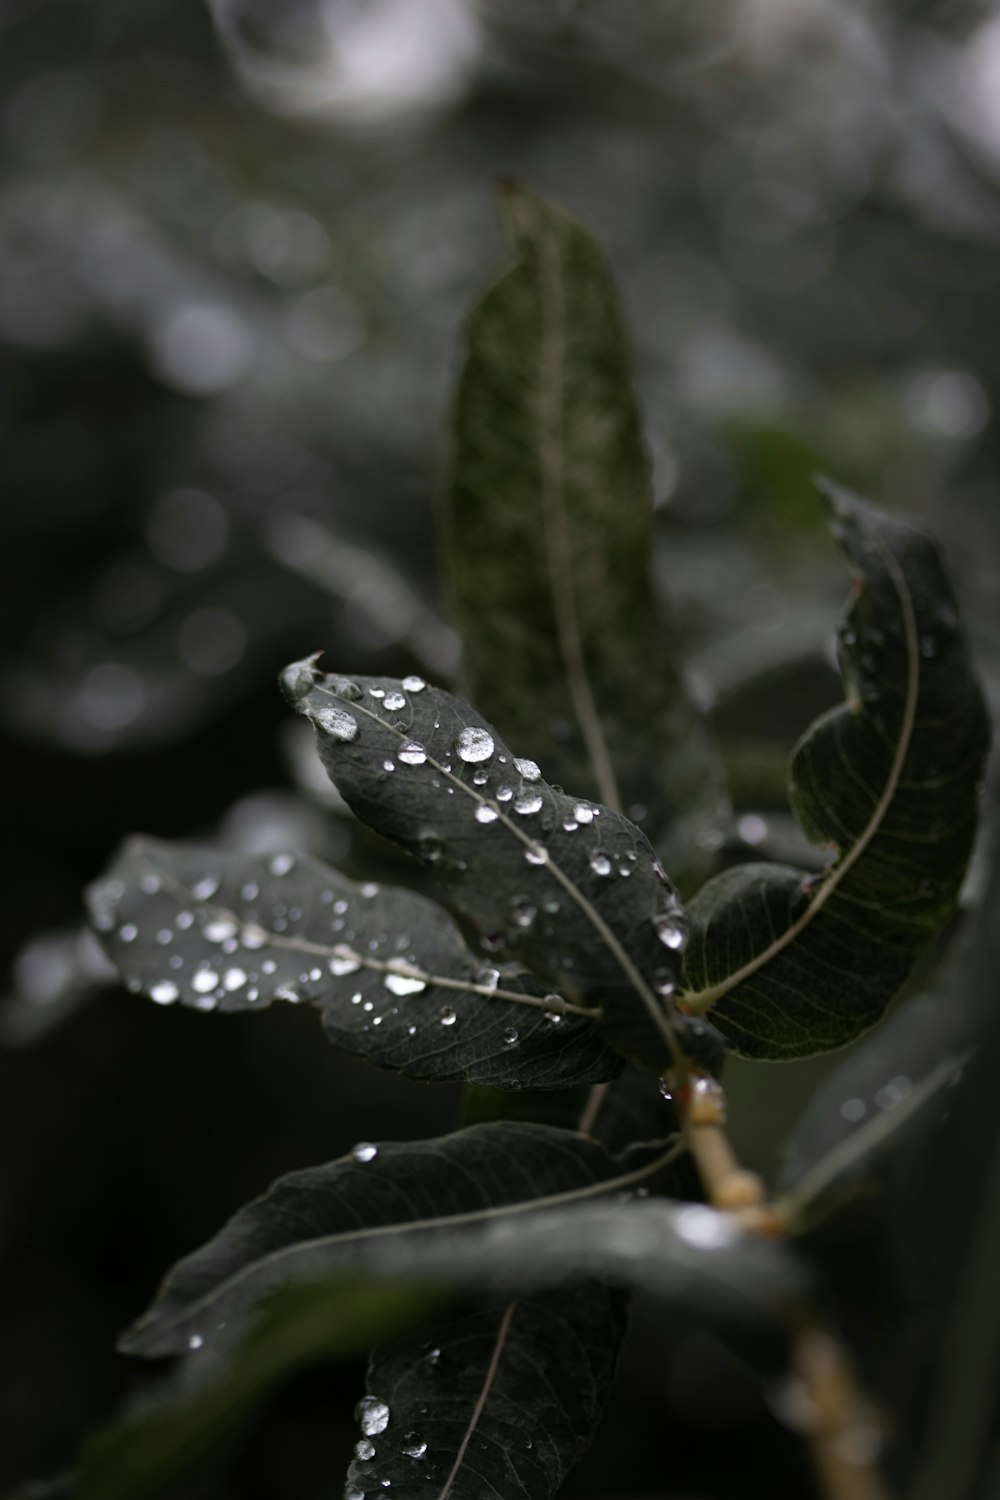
[544,1009,564,1025]
[384,970,426,997]
[654,971,676,997]
[455,726,495,763]
[503,1026,519,1046]
[589,850,612,876]
[475,803,499,824]
[476,966,500,992]
[241,923,267,949]
[345,1487,365,1500]
[352,1142,378,1163]
[368,687,385,699]
[654,915,686,950]
[312,704,359,741]
[383,759,395,773]
[523,844,548,866]
[574,804,594,824]
[401,1434,428,1459]
[513,757,540,782]
[439,1006,457,1026]
[514,791,543,815]
[354,1438,376,1461]
[510,897,537,928]
[204,918,238,944]
[402,675,426,692]
[360,883,379,898]
[140,874,161,896]
[875,1075,912,1111]
[675,1204,736,1250]
[496,785,513,802]
[472,769,488,785]
[119,923,138,944]
[151,980,179,1005]
[383,691,406,711]
[841,1097,866,1123]
[269,853,295,877]
[562,818,578,832]
[192,969,219,994]
[658,1076,673,1101]
[330,946,361,977]
[356,1396,390,1436]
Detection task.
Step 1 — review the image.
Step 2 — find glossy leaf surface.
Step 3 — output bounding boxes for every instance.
[285,661,688,1064]
[86,837,619,1090]
[680,486,989,1057]
[445,185,725,874]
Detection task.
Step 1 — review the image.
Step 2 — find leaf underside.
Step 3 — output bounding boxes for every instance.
[284,664,688,1065]
[444,184,726,879]
[87,837,620,1090]
[680,486,990,1059]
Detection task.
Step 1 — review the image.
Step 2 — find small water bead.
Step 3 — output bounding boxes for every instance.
[523,844,548,866]
[383,970,427,997]
[151,980,179,1005]
[383,691,406,711]
[544,1010,564,1025]
[439,1006,457,1026]
[402,675,426,692]
[503,1027,519,1046]
[156,928,173,945]
[401,1434,428,1458]
[269,853,295,877]
[140,873,161,895]
[360,883,379,898]
[368,687,385,698]
[562,818,578,832]
[475,804,499,824]
[510,897,537,929]
[514,757,540,782]
[204,918,238,943]
[223,967,247,991]
[496,785,513,802]
[193,994,218,1012]
[737,813,768,847]
[383,759,395,773]
[476,966,500,992]
[589,851,612,876]
[363,1000,374,1012]
[187,1333,204,1350]
[654,915,686,950]
[654,971,676,997]
[241,923,267,949]
[313,704,359,741]
[658,1076,673,1101]
[275,983,299,1003]
[352,1142,379,1164]
[354,1439,376,1461]
[398,742,427,765]
[514,791,543,815]
[356,1396,391,1436]
[119,923,138,943]
[472,769,488,786]
[192,969,219,994]
[455,726,495,763]
[330,946,362,977]
[168,954,184,970]
[574,804,595,825]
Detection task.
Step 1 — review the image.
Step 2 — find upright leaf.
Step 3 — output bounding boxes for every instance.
[87,837,619,1090]
[121,1121,682,1359]
[283,661,690,1065]
[679,485,989,1058]
[445,185,726,876]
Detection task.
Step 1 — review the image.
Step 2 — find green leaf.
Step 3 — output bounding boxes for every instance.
[445,184,726,879]
[120,1121,682,1359]
[86,836,619,1090]
[76,1280,441,1500]
[679,485,990,1058]
[284,661,689,1066]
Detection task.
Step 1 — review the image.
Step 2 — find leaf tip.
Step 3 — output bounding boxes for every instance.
[278,651,325,707]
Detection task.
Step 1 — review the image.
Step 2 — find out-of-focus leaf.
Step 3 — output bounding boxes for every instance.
[75,1280,441,1500]
[119,1121,682,1359]
[680,486,990,1058]
[0,926,116,1047]
[285,661,689,1066]
[86,838,619,1090]
[445,185,726,878]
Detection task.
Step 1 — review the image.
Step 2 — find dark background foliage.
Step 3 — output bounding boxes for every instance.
[1,2,998,1495]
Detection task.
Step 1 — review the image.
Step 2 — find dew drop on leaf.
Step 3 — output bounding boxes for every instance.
[514,791,543,815]
[223,967,247,991]
[439,1006,457,1026]
[204,918,238,943]
[401,1434,428,1458]
[496,785,513,801]
[312,704,359,742]
[352,1142,378,1163]
[402,675,426,692]
[356,1396,391,1435]
[455,726,495,763]
[383,971,426,997]
[476,966,500,992]
[119,923,138,943]
[383,691,406,711]
[510,897,537,929]
[354,1438,376,1460]
[398,742,427,765]
[514,757,540,781]
[192,969,219,994]
[241,923,267,949]
[589,851,612,876]
[503,1026,519,1046]
[574,804,595,825]
[269,853,295,877]
[150,980,179,1005]
[654,915,686,950]
[523,844,548,866]
[187,1333,203,1350]
[475,804,498,824]
[329,946,362,977]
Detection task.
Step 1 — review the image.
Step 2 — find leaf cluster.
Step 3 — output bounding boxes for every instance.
[65,189,992,1500]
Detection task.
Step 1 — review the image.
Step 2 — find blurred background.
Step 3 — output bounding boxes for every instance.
[1,1,998,1495]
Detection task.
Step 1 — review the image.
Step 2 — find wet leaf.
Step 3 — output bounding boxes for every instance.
[679,485,990,1058]
[119,1121,683,1359]
[86,837,619,1091]
[285,661,690,1065]
[445,184,726,878]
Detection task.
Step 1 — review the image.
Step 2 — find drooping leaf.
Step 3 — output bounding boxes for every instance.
[444,184,726,879]
[120,1121,682,1359]
[75,1280,442,1500]
[283,660,689,1066]
[679,485,990,1058]
[86,837,619,1090]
